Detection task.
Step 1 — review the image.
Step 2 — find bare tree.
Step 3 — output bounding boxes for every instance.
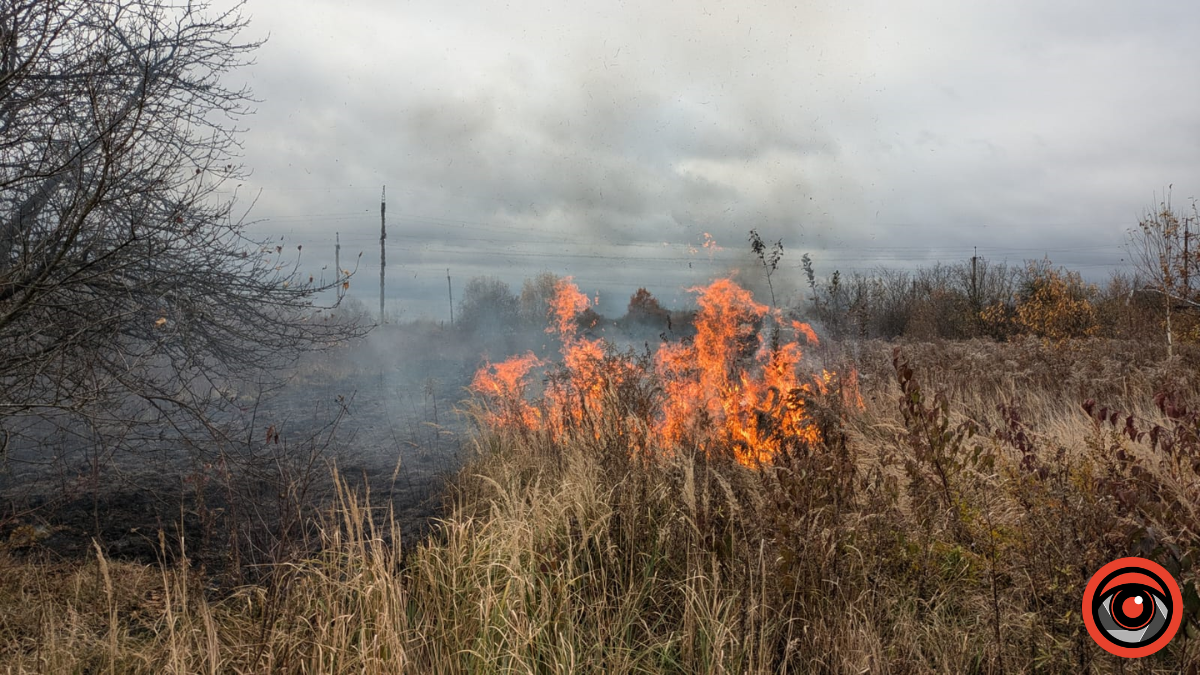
[748,229,783,308]
[518,271,561,328]
[0,1,364,458]
[458,276,519,336]
[1127,190,1200,356]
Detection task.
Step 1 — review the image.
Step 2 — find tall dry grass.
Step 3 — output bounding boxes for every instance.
[2,338,1200,673]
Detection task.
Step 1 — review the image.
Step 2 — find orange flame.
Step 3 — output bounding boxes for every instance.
[549,277,590,339]
[470,353,543,430]
[471,277,825,466]
[655,280,821,465]
[842,367,866,411]
[792,320,819,346]
[686,232,723,258]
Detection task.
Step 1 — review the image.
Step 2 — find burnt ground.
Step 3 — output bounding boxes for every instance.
[0,323,488,580]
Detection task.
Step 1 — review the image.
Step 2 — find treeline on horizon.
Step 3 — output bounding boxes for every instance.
[440,256,1184,345]
[396,199,1200,346]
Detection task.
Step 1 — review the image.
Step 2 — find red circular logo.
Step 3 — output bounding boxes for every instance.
[1083,557,1182,658]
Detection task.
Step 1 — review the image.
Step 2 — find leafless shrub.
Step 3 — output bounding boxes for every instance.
[0,0,366,475]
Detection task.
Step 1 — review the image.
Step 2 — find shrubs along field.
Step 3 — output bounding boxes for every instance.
[3,277,1200,673]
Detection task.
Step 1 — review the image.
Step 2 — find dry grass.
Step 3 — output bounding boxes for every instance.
[3,338,1200,673]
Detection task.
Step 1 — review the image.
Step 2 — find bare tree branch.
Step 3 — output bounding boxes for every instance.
[0,0,367,461]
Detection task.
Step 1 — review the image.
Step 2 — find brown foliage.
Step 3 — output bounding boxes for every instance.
[1014,261,1099,341]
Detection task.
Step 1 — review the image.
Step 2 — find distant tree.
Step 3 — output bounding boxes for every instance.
[625,287,669,326]
[518,272,561,328]
[979,300,1018,341]
[873,268,915,339]
[0,1,363,453]
[801,255,861,340]
[576,306,603,333]
[458,276,519,335]
[1094,271,1156,340]
[951,256,1017,338]
[1013,260,1098,341]
[1127,191,1200,354]
[905,264,971,340]
[844,272,877,340]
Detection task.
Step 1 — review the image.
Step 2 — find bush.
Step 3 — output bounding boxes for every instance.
[623,287,670,327]
[1014,260,1099,341]
[517,272,561,329]
[457,276,519,335]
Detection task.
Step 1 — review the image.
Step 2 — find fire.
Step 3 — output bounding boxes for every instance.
[687,232,723,258]
[549,277,590,339]
[541,278,620,435]
[792,320,819,346]
[470,353,543,430]
[470,277,830,466]
[655,279,821,465]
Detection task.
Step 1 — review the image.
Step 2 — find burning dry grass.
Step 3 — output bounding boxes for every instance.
[4,302,1200,671]
[472,277,839,466]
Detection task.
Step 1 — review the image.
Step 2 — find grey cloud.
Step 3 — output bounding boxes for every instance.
[212,0,1200,319]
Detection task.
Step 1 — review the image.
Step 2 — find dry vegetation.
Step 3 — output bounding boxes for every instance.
[3,280,1200,673]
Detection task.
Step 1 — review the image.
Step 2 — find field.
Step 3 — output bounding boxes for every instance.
[7,1,1200,672]
[2,279,1200,673]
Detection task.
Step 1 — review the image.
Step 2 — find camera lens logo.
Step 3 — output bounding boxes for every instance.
[1083,557,1182,658]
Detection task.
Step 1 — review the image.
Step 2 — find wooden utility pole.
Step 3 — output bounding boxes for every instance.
[971,247,978,300]
[447,268,454,326]
[1184,218,1191,301]
[335,232,341,299]
[379,186,386,323]
[1167,236,1174,358]
[971,246,979,334]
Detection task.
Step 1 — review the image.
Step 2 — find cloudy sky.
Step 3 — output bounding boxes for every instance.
[219,0,1200,319]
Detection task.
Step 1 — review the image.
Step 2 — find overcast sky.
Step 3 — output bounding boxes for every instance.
[219,0,1200,319]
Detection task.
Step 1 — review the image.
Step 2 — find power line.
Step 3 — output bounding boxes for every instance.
[380,186,387,323]
[331,233,1128,260]
[257,206,1140,239]
[334,230,1125,253]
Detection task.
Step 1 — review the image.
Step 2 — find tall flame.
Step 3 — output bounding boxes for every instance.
[541,278,624,436]
[655,279,820,465]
